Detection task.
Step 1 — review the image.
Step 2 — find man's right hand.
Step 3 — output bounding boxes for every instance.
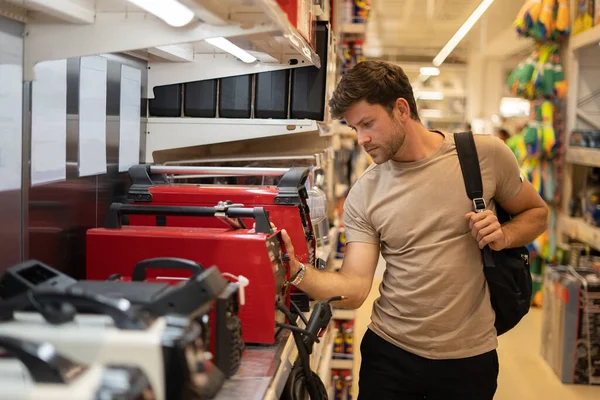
[280,229,301,276]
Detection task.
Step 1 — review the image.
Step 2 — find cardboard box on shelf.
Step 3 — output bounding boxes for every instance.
[276,0,315,48]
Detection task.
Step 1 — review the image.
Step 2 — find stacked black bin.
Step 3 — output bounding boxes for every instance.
[254,70,290,119]
[184,80,218,118]
[219,75,253,118]
[290,22,329,121]
[149,84,182,117]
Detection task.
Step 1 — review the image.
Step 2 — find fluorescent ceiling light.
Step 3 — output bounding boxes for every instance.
[420,109,443,118]
[126,0,194,27]
[205,37,257,63]
[433,0,494,66]
[420,67,440,76]
[416,91,444,101]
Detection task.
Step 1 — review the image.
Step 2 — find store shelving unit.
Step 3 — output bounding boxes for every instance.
[331,359,354,369]
[332,308,355,320]
[565,147,600,168]
[569,24,600,52]
[560,4,600,249]
[559,215,600,251]
[4,0,321,82]
[145,118,321,161]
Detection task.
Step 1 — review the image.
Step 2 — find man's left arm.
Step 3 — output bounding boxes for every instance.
[466,139,548,251]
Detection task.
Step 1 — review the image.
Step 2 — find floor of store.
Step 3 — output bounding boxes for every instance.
[352,273,600,400]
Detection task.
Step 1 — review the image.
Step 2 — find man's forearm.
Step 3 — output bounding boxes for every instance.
[502,205,548,248]
[293,264,371,309]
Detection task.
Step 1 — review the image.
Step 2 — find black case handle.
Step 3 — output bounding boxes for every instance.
[132,258,205,282]
[104,203,273,234]
[0,289,149,330]
[0,335,78,384]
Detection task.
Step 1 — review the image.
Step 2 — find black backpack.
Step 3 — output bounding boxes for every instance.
[454,131,532,336]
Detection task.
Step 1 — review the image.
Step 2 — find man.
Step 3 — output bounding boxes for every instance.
[280,60,548,399]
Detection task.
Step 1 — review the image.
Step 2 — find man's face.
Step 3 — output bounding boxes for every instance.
[343,100,406,164]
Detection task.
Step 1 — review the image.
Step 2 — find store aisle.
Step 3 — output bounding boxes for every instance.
[496,308,599,400]
[353,276,600,400]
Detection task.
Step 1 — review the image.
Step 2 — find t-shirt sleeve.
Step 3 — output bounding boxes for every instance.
[343,181,380,245]
[492,137,523,204]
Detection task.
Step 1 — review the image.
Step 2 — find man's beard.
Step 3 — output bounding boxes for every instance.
[373,122,406,164]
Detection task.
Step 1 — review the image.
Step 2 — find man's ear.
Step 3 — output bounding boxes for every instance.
[394,98,410,121]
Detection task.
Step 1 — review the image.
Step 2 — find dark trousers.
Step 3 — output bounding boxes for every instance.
[358,329,499,400]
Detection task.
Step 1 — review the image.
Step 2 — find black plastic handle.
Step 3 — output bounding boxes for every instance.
[0,335,80,383]
[0,289,149,330]
[132,258,205,282]
[104,202,273,234]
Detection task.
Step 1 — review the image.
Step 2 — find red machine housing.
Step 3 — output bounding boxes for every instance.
[86,203,289,345]
[126,166,316,269]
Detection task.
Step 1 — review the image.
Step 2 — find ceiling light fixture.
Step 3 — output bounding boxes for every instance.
[205,37,258,64]
[433,0,494,66]
[420,67,440,76]
[126,0,195,27]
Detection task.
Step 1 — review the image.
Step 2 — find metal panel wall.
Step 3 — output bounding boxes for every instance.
[0,17,24,274]
[25,54,148,279]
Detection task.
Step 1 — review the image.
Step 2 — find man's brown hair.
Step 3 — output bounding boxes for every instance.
[328,60,420,122]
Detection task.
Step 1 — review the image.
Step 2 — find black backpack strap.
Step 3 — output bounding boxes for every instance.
[454,132,486,211]
[454,131,495,268]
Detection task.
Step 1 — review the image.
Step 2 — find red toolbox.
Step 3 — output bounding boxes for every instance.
[86,203,290,345]
[126,166,317,271]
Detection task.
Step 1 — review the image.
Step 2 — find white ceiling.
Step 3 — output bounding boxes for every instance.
[365,0,527,63]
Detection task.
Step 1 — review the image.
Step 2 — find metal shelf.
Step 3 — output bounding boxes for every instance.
[11,0,320,81]
[145,118,320,162]
[340,23,366,35]
[559,215,600,251]
[570,25,600,52]
[332,309,355,320]
[565,147,600,168]
[330,358,354,370]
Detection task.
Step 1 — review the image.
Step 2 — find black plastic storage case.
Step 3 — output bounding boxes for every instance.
[254,70,290,119]
[219,75,252,118]
[149,84,182,117]
[184,80,218,118]
[290,22,329,120]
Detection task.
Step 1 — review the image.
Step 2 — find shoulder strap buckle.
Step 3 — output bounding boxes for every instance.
[473,198,486,213]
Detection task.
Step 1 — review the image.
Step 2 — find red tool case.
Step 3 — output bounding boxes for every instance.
[86,203,289,345]
[126,165,317,271]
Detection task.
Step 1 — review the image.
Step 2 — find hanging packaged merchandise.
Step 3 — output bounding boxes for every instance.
[507,44,567,101]
[507,52,537,99]
[540,101,557,159]
[514,0,570,40]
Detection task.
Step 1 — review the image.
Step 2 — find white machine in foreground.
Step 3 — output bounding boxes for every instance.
[0,335,155,400]
[0,290,216,400]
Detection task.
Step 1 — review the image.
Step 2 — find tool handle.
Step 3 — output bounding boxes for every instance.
[0,335,75,383]
[104,203,273,234]
[0,289,148,330]
[132,258,205,281]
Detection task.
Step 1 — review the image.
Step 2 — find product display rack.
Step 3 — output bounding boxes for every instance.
[559,5,600,250]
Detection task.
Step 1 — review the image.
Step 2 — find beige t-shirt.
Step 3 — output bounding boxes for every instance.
[343,131,523,360]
